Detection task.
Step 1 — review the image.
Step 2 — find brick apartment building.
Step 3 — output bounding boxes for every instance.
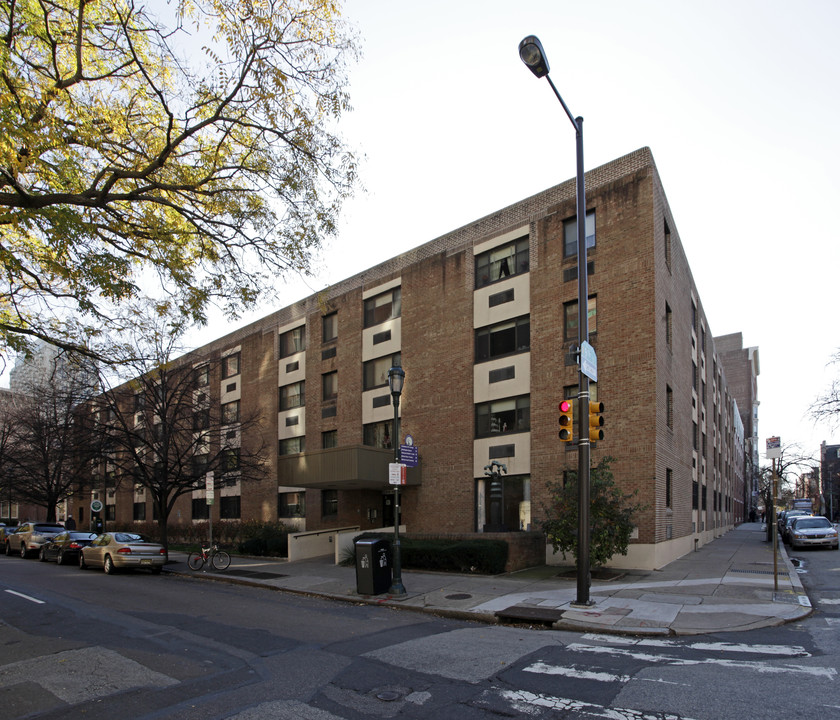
[79,147,749,570]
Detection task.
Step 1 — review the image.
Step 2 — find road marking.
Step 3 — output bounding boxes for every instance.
[4,589,45,604]
[582,634,810,657]
[496,688,699,720]
[566,644,834,678]
[820,598,840,605]
[525,662,630,683]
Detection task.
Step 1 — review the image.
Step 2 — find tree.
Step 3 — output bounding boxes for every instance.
[542,457,645,568]
[5,358,100,522]
[811,349,840,428]
[91,323,268,548]
[0,0,359,364]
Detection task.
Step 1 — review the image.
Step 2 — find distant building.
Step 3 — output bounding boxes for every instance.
[9,340,98,396]
[81,147,753,569]
[821,442,840,521]
[716,333,760,517]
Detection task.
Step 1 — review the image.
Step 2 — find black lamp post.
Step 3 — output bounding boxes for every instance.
[388,365,407,596]
[519,35,594,606]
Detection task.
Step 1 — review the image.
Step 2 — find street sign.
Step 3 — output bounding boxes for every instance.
[388,462,407,485]
[581,340,597,382]
[90,499,103,514]
[400,444,419,467]
[766,436,781,460]
[205,471,215,504]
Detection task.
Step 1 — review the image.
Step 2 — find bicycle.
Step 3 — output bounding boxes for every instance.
[187,544,231,571]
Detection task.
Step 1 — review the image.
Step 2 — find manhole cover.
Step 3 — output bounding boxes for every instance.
[444,593,472,600]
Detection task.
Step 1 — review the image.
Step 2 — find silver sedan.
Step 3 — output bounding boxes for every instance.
[788,516,839,550]
[79,532,167,574]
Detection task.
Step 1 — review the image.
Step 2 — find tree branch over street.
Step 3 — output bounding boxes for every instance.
[0,0,359,363]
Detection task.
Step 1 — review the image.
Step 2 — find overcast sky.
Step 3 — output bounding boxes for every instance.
[209,0,836,468]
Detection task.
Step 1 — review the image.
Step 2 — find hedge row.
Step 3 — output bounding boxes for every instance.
[351,534,508,575]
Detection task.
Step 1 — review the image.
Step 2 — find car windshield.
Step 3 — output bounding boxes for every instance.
[68,532,97,540]
[34,525,65,533]
[114,533,145,542]
[793,518,832,530]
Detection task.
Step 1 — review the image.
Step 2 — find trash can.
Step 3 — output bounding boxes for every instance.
[355,537,392,595]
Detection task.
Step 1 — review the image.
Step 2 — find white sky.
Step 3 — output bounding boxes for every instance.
[210,0,837,468]
[11,0,836,470]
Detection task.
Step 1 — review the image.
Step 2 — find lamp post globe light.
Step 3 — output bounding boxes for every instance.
[388,365,407,596]
[519,35,594,607]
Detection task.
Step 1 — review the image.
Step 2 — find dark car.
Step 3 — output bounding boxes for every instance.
[5,522,66,558]
[39,531,98,565]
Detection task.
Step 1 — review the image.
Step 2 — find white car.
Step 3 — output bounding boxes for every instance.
[788,516,839,550]
[79,532,167,574]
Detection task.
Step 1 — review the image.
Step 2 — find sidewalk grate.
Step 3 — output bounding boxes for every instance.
[730,568,787,576]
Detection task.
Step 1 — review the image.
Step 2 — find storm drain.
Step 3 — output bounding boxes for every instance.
[444,593,473,600]
[730,568,787,576]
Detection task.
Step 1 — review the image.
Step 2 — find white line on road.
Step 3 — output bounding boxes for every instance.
[4,589,45,604]
[582,634,810,657]
[566,643,834,679]
[496,688,699,720]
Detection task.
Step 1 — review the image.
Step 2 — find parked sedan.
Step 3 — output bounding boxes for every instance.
[788,516,839,550]
[5,522,66,558]
[39,531,98,565]
[79,532,167,574]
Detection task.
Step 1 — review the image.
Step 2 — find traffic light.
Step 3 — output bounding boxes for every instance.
[589,401,605,442]
[559,399,574,442]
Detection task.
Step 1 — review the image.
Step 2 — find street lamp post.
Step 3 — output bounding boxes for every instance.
[519,35,593,606]
[388,365,407,596]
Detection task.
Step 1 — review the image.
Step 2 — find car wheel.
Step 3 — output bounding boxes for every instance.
[56,551,65,566]
[4,542,10,557]
[39,548,47,562]
[103,555,115,574]
[79,552,87,570]
[20,544,28,559]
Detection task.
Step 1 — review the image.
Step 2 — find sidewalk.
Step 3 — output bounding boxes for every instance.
[164,522,812,636]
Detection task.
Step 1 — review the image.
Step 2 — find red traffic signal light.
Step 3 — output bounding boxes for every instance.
[559,400,574,442]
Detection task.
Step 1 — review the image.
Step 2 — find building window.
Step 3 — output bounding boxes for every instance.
[363,353,401,391]
[193,408,210,432]
[220,447,241,474]
[192,498,210,520]
[133,502,146,521]
[665,303,672,349]
[279,381,305,410]
[666,385,674,429]
[192,454,209,480]
[222,353,240,379]
[363,419,394,449]
[279,436,305,456]
[475,395,530,437]
[322,371,338,401]
[279,326,306,358]
[322,313,337,343]
[195,365,210,387]
[564,296,597,341]
[220,495,241,519]
[279,491,306,518]
[666,468,672,508]
[664,220,671,270]
[364,287,401,328]
[221,400,240,425]
[475,315,530,363]
[563,210,596,258]
[322,430,337,449]
[475,235,529,289]
[322,489,338,517]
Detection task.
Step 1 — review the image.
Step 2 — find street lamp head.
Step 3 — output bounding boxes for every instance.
[519,35,550,78]
[388,365,405,397]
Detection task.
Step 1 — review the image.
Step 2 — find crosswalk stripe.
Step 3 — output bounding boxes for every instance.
[582,634,810,657]
[524,661,630,683]
[566,643,834,678]
[495,688,699,720]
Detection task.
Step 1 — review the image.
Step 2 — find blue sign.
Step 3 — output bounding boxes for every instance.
[400,444,419,467]
[580,340,597,382]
